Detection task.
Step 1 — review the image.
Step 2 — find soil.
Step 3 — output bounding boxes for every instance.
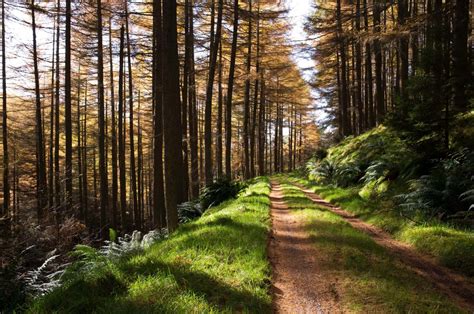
[268,181,342,314]
[296,183,474,312]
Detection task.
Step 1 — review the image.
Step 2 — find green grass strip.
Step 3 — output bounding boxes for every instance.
[276,176,463,313]
[288,174,474,278]
[29,178,272,314]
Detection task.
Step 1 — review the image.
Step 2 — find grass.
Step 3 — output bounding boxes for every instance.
[276,176,463,313]
[28,177,272,313]
[288,174,474,278]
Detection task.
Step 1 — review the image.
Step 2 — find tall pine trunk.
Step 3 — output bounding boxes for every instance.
[152,0,166,228]
[162,0,184,231]
[118,26,127,230]
[243,0,252,179]
[109,17,118,230]
[204,0,223,185]
[125,4,139,229]
[225,0,239,179]
[96,0,108,237]
[31,1,47,221]
[65,0,72,209]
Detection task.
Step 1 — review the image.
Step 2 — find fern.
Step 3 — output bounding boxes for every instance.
[396,149,474,219]
[199,179,245,209]
[178,201,203,223]
[99,229,169,260]
[20,252,67,297]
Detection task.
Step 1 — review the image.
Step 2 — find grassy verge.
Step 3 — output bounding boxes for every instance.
[276,177,463,313]
[288,174,474,278]
[28,178,272,313]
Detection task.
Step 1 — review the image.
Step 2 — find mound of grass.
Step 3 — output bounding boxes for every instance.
[277,179,462,312]
[307,126,417,189]
[290,175,474,278]
[28,178,272,313]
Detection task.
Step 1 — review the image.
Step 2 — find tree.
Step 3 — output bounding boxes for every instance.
[31,1,47,220]
[204,0,223,185]
[65,0,72,209]
[109,16,118,230]
[118,25,127,230]
[125,3,139,229]
[243,0,252,179]
[96,0,108,237]
[162,0,183,231]
[152,0,166,228]
[225,0,239,179]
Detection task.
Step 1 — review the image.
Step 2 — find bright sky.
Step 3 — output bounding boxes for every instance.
[286,0,325,125]
[286,0,316,81]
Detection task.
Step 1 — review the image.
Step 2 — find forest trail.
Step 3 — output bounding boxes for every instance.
[268,181,341,313]
[292,182,474,311]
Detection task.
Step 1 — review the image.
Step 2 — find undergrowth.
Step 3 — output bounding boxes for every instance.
[27,177,272,313]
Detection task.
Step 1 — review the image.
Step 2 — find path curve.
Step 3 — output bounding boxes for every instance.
[295,183,474,311]
[268,181,341,314]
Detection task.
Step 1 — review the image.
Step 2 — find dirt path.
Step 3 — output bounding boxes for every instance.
[295,183,474,311]
[268,181,341,314]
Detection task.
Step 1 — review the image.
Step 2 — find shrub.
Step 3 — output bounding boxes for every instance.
[199,179,246,210]
[396,149,474,220]
[178,201,203,223]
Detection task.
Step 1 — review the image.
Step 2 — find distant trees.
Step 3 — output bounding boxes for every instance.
[0,0,314,238]
[308,0,472,153]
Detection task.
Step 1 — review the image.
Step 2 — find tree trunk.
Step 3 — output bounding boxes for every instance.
[152,0,166,227]
[109,16,118,230]
[125,4,139,229]
[162,0,184,231]
[250,2,260,178]
[225,0,239,179]
[187,0,199,199]
[373,0,385,124]
[65,0,72,209]
[243,0,252,179]
[54,0,61,214]
[257,67,265,176]
[204,0,223,185]
[118,26,127,230]
[452,0,470,112]
[355,0,364,132]
[216,42,223,179]
[97,0,108,238]
[31,1,47,221]
[337,0,350,136]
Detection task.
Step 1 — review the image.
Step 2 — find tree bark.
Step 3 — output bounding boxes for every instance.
[109,16,118,230]
[118,26,127,230]
[31,1,47,221]
[204,0,223,185]
[225,0,239,180]
[125,4,139,229]
[97,0,108,237]
[162,0,184,231]
[152,0,166,227]
[65,0,72,209]
[243,0,252,179]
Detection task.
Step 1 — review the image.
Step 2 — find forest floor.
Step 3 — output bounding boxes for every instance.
[269,176,474,313]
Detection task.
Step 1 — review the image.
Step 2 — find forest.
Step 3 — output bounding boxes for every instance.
[0,0,472,312]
